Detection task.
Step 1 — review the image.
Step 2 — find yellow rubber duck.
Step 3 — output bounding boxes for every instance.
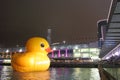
[11,37,52,72]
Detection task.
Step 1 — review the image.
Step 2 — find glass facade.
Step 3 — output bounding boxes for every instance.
[49,42,100,60]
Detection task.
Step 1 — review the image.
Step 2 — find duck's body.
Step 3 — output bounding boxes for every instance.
[11,37,51,72]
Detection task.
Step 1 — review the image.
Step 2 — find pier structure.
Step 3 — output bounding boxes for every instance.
[98,0,120,64]
[97,0,120,80]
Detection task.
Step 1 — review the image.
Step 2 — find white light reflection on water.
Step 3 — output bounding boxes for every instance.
[105,68,120,80]
[50,68,100,80]
[0,66,12,80]
[0,66,100,80]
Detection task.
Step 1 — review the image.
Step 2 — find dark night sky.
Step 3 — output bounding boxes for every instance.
[0,0,111,47]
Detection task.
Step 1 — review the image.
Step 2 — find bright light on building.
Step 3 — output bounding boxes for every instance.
[52,47,57,50]
[19,48,23,52]
[74,46,78,49]
[106,56,110,60]
[6,49,9,53]
[114,52,119,56]
[3,59,11,63]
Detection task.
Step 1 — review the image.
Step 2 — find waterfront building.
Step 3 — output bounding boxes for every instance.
[0,41,100,62]
[48,41,100,61]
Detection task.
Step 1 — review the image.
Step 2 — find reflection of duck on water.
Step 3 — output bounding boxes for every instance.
[11,37,52,72]
[11,71,50,80]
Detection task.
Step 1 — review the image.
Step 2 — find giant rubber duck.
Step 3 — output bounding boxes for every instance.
[11,37,52,72]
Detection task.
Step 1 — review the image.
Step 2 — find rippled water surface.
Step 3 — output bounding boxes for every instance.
[0,66,100,80]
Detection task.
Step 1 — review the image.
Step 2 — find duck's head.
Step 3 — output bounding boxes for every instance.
[25,37,52,54]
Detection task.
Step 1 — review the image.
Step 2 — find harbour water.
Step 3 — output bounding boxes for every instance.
[105,68,120,80]
[0,66,100,80]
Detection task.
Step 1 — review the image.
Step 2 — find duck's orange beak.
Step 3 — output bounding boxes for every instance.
[45,47,52,53]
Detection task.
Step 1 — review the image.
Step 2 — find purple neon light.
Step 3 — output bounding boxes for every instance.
[58,50,61,57]
[65,49,68,57]
[52,51,54,58]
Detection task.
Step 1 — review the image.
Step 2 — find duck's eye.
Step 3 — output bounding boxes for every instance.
[40,43,44,47]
